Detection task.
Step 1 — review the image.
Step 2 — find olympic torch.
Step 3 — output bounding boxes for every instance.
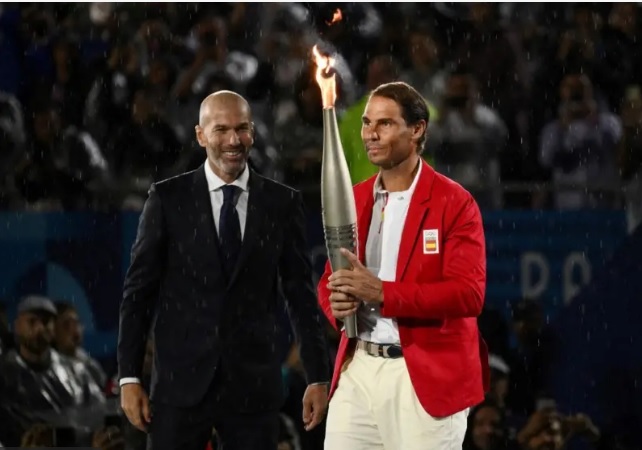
[313,46,358,338]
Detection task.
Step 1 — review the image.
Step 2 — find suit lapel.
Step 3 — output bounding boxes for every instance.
[396,160,435,281]
[228,170,264,286]
[192,165,223,271]
[356,179,376,264]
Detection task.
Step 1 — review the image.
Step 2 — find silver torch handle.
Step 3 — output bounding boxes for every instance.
[321,107,359,338]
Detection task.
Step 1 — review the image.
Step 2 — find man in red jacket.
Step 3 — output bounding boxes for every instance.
[318,81,489,449]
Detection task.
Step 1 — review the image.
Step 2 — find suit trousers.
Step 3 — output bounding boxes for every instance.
[147,370,279,450]
[324,346,469,450]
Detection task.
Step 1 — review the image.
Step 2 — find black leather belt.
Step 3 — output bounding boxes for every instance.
[357,340,403,358]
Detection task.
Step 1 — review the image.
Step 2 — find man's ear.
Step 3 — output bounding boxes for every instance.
[413,120,427,142]
[195,125,207,148]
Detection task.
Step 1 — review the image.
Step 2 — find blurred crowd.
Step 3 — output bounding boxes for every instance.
[0,3,640,227]
[0,3,641,449]
[0,294,332,450]
[1,293,634,450]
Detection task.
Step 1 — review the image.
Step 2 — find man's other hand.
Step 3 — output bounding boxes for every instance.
[120,383,151,432]
[328,248,383,303]
[329,290,360,320]
[302,383,328,431]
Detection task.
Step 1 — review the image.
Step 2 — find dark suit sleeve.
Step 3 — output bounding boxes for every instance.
[279,191,331,385]
[118,184,166,379]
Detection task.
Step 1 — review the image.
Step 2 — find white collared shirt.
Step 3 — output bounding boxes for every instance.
[358,161,423,344]
[204,159,250,239]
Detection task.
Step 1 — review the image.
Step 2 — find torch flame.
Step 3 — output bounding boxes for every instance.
[313,45,336,109]
[326,8,342,25]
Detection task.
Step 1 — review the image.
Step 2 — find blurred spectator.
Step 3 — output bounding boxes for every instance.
[499,5,552,208]
[14,102,110,210]
[601,4,642,112]
[505,299,557,417]
[53,302,107,390]
[504,5,550,94]
[84,38,142,143]
[131,18,175,79]
[554,4,609,107]
[399,24,445,120]
[429,66,508,209]
[463,400,517,450]
[36,35,92,128]
[617,85,642,233]
[538,74,622,209]
[487,353,528,441]
[488,354,511,412]
[0,92,27,209]
[105,87,182,209]
[516,404,601,450]
[274,68,324,205]
[173,15,258,101]
[79,3,120,70]
[527,5,610,192]
[143,56,178,120]
[256,4,315,103]
[0,295,104,420]
[451,3,522,118]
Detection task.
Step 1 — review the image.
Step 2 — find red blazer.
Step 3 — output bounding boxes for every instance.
[317,160,490,418]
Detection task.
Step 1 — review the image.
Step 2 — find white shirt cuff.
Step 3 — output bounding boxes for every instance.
[119,377,142,386]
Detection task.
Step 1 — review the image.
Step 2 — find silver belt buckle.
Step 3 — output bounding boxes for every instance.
[361,340,403,358]
[361,340,397,358]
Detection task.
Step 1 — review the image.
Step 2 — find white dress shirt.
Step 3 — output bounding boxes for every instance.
[204,160,250,239]
[357,161,422,344]
[120,162,250,387]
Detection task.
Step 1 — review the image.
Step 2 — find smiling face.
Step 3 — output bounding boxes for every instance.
[361,95,425,169]
[195,93,254,182]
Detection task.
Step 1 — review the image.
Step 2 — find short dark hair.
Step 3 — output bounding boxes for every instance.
[369,82,429,153]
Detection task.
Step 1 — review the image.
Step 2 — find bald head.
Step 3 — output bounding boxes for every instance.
[195,90,254,183]
[199,90,251,127]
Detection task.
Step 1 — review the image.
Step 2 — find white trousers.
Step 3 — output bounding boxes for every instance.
[325,346,469,450]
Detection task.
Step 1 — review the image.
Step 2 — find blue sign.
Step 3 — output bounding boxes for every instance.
[0,210,628,360]
[481,210,627,320]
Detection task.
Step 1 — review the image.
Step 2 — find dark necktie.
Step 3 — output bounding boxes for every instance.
[219,185,242,278]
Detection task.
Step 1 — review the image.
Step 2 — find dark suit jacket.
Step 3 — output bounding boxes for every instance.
[117,164,330,412]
